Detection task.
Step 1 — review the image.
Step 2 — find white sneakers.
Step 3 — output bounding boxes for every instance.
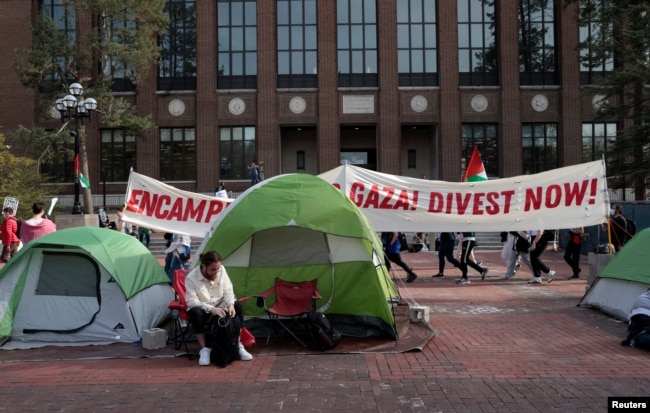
[239,342,253,361]
[527,277,543,284]
[547,270,556,283]
[198,347,211,366]
[198,344,252,366]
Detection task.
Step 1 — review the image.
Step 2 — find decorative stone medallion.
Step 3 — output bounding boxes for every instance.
[592,94,608,111]
[50,104,61,119]
[531,94,549,112]
[168,99,186,117]
[228,98,246,116]
[289,96,307,114]
[470,95,488,112]
[410,95,428,113]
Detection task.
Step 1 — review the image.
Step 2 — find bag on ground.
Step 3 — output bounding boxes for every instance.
[308,311,341,351]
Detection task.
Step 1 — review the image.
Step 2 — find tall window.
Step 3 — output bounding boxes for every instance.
[104,16,137,92]
[100,130,136,182]
[397,0,438,87]
[277,0,318,88]
[160,128,197,181]
[522,123,558,174]
[458,0,498,86]
[217,0,257,89]
[578,0,614,85]
[461,124,499,178]
[519,0,558,85]
[582,122,617,162]
[39,0,76,89]
[337,0,378,87]
[159,0,197,91]
[219,127,256,180]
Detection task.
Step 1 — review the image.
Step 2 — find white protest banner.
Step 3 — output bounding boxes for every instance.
[317,160,609,232]
[123,172,233,238]
[2,197,19,213]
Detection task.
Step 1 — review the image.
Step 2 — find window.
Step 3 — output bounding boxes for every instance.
[397,0,438,87]
[38,0,76,89]
[582,122,617,162]
[219,126,256,179]
[337,0,378,87]
[277,0,318,88]
[103,16,137,92]
[160,128,197,181]
[578,0,614,85]
[461,124,498,178]
[217,0,257,89]
[522,123,558,174]
[519,0,558,85]
[100,130,136,182]
[458,0,498,86]
[159,0,197,91]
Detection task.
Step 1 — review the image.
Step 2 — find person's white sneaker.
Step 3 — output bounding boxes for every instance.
[547,270,556,283]
[198,347,211,366]
[238,342,253,361]
[528,277,543,284]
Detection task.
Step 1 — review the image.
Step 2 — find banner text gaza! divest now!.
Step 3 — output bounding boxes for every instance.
[336,177,599,215]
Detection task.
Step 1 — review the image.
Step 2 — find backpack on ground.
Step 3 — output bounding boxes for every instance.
[308,311,341,351]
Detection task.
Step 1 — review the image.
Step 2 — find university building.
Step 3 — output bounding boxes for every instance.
[0,0,620,201]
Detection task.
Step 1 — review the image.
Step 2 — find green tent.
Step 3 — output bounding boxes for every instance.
[579,228,650,320]
[196,173,399,338]
[0,227,172,347]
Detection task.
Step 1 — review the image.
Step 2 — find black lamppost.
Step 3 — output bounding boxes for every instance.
[55,83,97,215]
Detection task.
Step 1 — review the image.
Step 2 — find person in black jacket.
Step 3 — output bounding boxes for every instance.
[433,232,461,278]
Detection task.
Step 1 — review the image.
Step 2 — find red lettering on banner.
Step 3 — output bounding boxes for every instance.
[428,192,443,213]
[378,186,396,209]
[456,193,472,214]
[154,195,172,219]
[472,192,485,215]
[168,198,184,220]
[183,199,206,223]
[126,190,144,213]
[411,191,419,211]
[350,182,365,207]
[546,184,562,208]
[362,185,380,208]
[205,200,226,223]
[393,189,411,210]
[564,179,590,206]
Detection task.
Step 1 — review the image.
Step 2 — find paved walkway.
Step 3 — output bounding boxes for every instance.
[1,248,649,412]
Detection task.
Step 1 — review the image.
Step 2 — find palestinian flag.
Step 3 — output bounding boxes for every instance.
[462,146,488,182]
[74,154,91,189]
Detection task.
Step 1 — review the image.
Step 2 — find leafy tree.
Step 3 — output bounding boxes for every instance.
[568,0,650,200]
[0,133,56,219]
[13,0,168,213]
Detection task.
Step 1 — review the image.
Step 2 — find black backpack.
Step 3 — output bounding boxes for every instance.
[308,311,341,351]
[625,217,637,238]
[11,217,22,240]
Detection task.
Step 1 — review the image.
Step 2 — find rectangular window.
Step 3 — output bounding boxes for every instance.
[337,0,378,87]
[519,0,558,85]
[461,124,499,178]
[159,0,198,91]
[397,0,438,87]
[103,16,137,92]
[100,130,136,182]
[522,123,558,174]
[277,0,318,88]
[160,128,197,181]
[219,126,256,179]
[217,0,257,89]
[39,0,76,89]
[582,122,617,163]
[578,0,614,85]
[457,0,498,86]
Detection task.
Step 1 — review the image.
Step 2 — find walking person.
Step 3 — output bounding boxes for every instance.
[502,231,522,279]
[381,232,418,283]
[19,202,56,245]
[564,227,584,280]
[528,229,556,284]
[456,232,488,284]
[1,207,21,263]
[433,232,461,278]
